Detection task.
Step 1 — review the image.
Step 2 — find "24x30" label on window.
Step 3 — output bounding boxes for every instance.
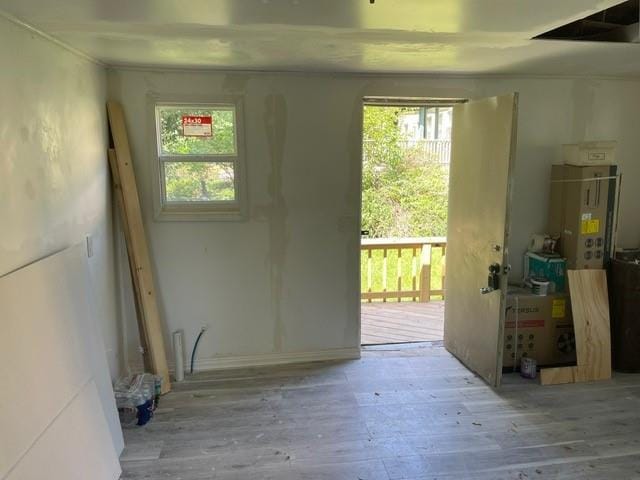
[182,115,213,137]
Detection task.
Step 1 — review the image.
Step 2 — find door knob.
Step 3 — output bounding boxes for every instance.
[480,263,501,294]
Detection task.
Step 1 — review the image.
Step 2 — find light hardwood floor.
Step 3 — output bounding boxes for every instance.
[361,301,444,345]
[120,343,640,479]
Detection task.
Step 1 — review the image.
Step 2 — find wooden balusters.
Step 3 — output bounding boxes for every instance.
[419,244,432,302]
[397,247,402,302]
[360,238,446,303]
[440,244,446,293]
[366,248,373,303]
[382,248,388,302]
[411,247,418,302]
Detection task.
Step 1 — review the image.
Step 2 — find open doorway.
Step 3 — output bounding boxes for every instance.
[359,94,519,386]
[360,99,453,346]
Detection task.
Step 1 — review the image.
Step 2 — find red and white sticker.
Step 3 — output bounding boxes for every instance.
[182,115,213,137]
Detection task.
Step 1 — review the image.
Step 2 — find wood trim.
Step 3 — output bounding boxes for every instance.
[107,101,171,394]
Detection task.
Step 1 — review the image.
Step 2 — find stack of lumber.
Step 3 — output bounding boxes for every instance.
[107,101,171,394]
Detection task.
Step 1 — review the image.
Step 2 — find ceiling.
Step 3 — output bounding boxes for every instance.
[2,0,639,75]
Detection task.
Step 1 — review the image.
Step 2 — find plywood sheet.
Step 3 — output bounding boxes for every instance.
[541,269,611,386]
[107,101,171,393]
[443,93,519,387]
[568,269,611,380]
[539,366,580,385]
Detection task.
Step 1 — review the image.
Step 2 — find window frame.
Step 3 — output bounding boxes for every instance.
[148,94,247,221]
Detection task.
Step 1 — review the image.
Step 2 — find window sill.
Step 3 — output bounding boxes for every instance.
[154,205,247,222]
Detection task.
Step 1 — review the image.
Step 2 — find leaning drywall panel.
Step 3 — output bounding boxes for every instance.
[0,246,122,478]
[71,246,126,453]
[5,381,121,480]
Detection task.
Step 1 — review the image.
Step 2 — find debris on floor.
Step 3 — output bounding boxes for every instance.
[114,373,161,426]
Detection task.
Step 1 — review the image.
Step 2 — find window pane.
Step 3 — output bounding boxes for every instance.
[158,106,236,155]
[164,162,235,202]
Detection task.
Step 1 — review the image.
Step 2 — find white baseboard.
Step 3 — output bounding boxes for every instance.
[129,347,361,375]
[190,347,361,372]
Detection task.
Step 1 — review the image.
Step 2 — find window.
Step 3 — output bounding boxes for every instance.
[152,99,246,220]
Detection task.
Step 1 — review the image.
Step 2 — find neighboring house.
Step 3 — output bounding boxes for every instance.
[398,107,452,142]
[398,107,453,163]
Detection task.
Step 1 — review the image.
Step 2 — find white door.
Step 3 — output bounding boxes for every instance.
[444,93,518,387]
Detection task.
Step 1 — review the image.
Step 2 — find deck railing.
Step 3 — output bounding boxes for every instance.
[401,140,451,165]
[364,139,451,165]
[361,237,446,302]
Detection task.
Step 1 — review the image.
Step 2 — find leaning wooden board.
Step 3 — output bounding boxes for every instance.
[540,269,611,385]
[108,148,151,373]
[107,101,171,393]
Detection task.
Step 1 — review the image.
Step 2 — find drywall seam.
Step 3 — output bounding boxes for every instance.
[0,246,67,279]
[0,9,102,66]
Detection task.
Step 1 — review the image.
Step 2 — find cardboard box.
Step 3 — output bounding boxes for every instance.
[563,141,616,166]
[503,288,575,368]
[548,164,618,270]
[524,252,566,293]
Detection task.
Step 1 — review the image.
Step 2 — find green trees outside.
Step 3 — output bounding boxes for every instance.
[158,107,236,202]
[362,106,449,238]
[159,108,236,155]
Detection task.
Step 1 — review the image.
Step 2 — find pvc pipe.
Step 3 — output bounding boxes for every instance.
[173,331,185,382]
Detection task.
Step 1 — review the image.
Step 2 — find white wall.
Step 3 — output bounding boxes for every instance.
[108,69,640,369]
[0,17,122,380]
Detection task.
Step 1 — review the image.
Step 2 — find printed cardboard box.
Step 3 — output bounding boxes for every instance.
[548,164,618,270]
[503,289,576,368]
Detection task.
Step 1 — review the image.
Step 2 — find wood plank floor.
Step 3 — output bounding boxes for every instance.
[361,301,444,345]
[120,344,640,480]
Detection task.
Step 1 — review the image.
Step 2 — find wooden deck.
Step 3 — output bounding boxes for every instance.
[361,300,444,345]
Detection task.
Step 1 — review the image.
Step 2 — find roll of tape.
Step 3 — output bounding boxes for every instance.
[528,234,546,252]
